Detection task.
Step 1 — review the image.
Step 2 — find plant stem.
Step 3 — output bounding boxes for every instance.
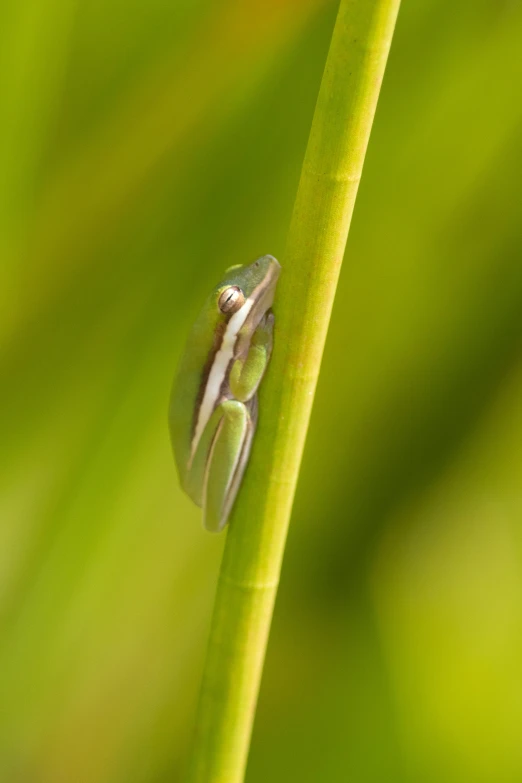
[186,1,402,780]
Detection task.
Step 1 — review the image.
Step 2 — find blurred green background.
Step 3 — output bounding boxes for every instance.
[2,0,522,781]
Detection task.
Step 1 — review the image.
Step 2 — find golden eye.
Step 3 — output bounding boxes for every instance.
[218,286,245,315]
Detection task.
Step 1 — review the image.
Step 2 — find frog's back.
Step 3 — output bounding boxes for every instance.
[169,300,221,487]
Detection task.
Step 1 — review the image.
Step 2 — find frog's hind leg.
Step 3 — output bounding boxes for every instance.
[203,398,256,532]
[220,395,257,525]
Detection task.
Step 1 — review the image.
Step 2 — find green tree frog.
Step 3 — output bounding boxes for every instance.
[169,255,280,532]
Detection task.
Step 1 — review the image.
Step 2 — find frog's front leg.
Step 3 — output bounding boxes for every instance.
[187,399,254,532]
[229,311,274,403]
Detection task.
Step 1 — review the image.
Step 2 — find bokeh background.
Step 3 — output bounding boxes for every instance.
[2,0,522,781]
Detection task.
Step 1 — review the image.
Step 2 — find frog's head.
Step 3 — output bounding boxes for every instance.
[215,255,281,319]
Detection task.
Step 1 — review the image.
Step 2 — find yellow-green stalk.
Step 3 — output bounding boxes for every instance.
[186,1,402,780]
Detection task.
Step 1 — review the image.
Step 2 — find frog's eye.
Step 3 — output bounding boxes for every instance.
[218,286,245,315]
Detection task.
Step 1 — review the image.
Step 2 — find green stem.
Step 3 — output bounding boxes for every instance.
[186,1,401,780]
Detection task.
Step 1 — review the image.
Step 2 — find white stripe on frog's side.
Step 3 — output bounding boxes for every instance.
[189,297,254,463]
